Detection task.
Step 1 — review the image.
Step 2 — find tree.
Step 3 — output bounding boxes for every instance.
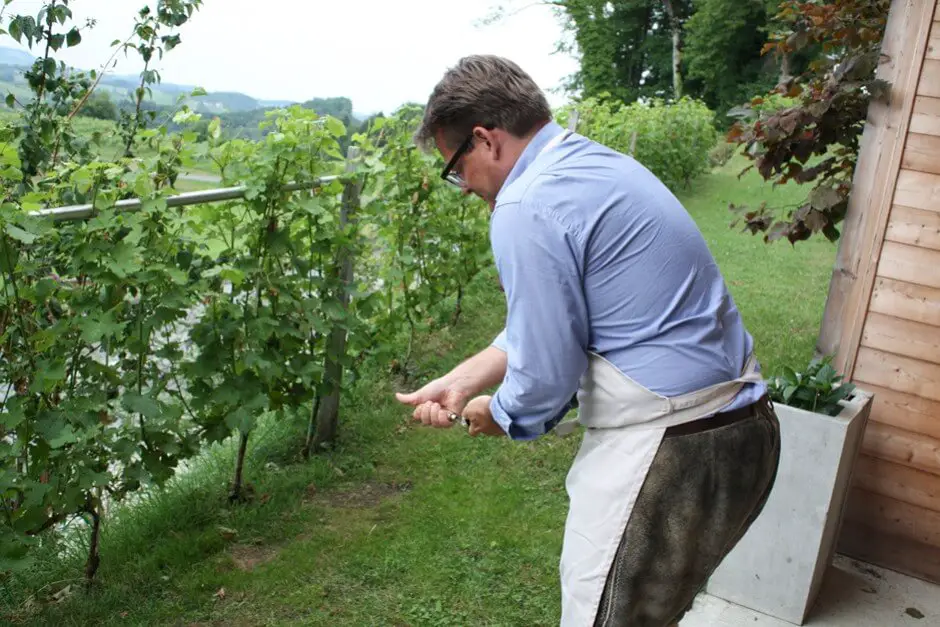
[661,0,684,98]
[725,0,891,244]
[556,0,684,102]
[77,91,116,120]
[482,1,683,103]
[683,0,776,119]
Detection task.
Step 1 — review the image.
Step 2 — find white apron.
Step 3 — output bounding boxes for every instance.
[558,351,762,626]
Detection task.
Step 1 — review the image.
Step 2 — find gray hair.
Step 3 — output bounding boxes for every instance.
[413,55,552,153]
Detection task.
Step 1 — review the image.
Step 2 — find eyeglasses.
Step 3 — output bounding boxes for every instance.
[440,133,475,188]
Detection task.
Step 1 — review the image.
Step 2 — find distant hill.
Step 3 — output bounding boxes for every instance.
[0,47,36,67]
[0,45,300,114]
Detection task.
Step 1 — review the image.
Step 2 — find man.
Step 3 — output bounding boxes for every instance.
[395,55,781,627]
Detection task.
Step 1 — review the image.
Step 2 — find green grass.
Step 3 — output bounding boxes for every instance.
[1,157,838,626]
[685,155,838,376]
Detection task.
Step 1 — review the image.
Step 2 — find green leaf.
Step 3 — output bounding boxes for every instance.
[122,392,163,419]
[0,398,26,429]
[4,223,37,244]
[224,394,267,434]
[79,310,126,343]
[66,27,81,47]
[78,470,112,490]
[325,116,346,138]
[49,425,79,449]
[208,117,221,140]
[30,362,67,393]
[0,238,19,273]
[167,267,188,285]
[323,299,346,321]
[220,268,245,286]
[107,241,139,278]
[8,17,21,43]
[31,328,58,352]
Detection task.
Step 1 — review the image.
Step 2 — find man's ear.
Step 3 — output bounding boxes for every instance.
[472,126,500,159]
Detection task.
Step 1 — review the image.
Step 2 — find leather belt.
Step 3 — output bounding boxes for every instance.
[664,393,770,438]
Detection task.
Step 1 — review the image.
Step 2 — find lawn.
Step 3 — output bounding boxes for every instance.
[1,156,839,626]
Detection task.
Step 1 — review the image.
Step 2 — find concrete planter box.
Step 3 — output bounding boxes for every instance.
[704,388,874,625]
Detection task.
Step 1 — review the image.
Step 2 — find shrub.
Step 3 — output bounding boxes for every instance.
[557,95,719,192]
[708,140,738,168]
[767,355,856,417]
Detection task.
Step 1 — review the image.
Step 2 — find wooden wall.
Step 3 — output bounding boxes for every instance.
[818,0,940,583]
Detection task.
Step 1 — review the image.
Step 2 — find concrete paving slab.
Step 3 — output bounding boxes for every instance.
[682,554,940,626]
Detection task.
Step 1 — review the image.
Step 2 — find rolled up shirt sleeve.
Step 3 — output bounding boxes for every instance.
[492,328,508,352]
[488,201,589,440]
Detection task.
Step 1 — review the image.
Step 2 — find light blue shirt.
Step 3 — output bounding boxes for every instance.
[488,121,766,440]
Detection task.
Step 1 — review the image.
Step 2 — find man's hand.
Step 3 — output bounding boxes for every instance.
[463,395,506,437]
[395,378,471,429]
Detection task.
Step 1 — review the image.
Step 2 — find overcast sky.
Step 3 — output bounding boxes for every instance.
[2,0,581,115]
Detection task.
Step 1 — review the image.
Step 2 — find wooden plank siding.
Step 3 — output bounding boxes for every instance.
[854,454,940,512]
[860,421,940,475]
[894,169,940,212]
[854,347,940,403]
[821,0,940,584]
[910,96,940,136]
[930,20,940,60]
[869,277,940,326]
[858,383,940,440]
[885,205,940,250]
[922,59,940,98]
[902,132,940,173]
[840,521,940,583]
[875,240,940,287]
[861,311,940,364]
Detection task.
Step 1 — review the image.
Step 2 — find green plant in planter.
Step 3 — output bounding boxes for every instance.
[768,356,856,417]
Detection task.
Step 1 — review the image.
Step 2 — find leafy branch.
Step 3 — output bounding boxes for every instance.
[725,0,891,244]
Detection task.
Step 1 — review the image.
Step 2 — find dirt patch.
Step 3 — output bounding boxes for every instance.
[310,480,413,509]
[228,544,279,572]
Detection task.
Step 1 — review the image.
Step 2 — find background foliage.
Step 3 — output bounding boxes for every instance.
[558,95,718,191]
[0,0,491,585]
[543,0,893,244]
[725,0,891,244]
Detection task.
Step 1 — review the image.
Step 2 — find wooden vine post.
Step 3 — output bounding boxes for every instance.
[310,146,362,452]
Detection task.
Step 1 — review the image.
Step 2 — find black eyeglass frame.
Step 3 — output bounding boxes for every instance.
[440,133,475,187]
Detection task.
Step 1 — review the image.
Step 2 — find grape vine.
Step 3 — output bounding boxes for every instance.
[0,1,492,587]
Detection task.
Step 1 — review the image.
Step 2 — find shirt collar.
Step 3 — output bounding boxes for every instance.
[495,120,565,204]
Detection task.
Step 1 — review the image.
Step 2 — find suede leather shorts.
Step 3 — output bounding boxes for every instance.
[592,395,781,627]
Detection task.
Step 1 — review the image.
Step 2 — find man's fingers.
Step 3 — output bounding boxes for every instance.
[414,401,434,425]
[409,401,461,429]
[432,406,456,428]
[467,415,484,437]
[396,391,422,406]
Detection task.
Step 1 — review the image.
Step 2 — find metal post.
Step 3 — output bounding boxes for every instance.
[567,109,580,132]
[30,176,340,222]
